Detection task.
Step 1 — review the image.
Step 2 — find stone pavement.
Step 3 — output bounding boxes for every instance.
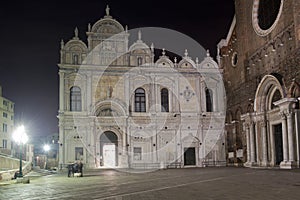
[0,167,300,200]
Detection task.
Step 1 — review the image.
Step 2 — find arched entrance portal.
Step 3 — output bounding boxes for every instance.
[100,131,118,167]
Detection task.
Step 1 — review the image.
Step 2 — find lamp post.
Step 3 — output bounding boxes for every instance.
[12,125,28,178]
[43,144,50,169]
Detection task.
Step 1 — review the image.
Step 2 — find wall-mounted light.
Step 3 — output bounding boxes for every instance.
[288,31,293,40]
[271,43,276,52]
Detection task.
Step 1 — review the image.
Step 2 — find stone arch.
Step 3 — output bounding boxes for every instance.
[65,72,87,89]
[247,103,254,113]
[288,81,300,98]
[96,126,123,142]
[226,110,233,123]
[235,107,243,121]
[254,74,286,112]
[289,81,300,109]
[94,99,127,117]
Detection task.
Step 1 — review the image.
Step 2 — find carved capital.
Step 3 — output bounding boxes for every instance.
[59,71,65,77]
[285,109,293,118]
[259,119,267,127]
[279,111,286,120]
[244,122,250,129]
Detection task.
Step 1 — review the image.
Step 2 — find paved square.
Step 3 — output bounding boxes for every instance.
[1,167,300,200]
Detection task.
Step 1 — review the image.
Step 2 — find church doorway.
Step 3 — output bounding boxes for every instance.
[184,147,196,166]
[100,131,118,167]
[274,124,283,165]
[103,144,116,167]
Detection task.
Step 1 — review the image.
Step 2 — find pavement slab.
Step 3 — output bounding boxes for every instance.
[0,167,300,200]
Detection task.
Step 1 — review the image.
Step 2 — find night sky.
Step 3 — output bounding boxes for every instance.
[0,0,234,142]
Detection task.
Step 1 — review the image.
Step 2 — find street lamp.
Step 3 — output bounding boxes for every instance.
[43,144,50,169]
[44,144,50,152]
[12,125,28,178]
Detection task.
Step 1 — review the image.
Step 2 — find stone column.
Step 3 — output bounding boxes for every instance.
[280,112,289,162]
[58,123,65,169]
[261,120,268,166]
[122,129,127,154]
[87,74,92,113]
[286,111,295,162]
[124,75,130,110]
[245,123,251,163]
[150,75,156,112]
[212,88,218,112]
[59,71,65,112]
[274,98,298,168]
[250,122,256,163]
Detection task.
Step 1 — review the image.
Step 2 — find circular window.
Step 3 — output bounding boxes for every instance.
[231,52,238,67]
[252,0,283,36]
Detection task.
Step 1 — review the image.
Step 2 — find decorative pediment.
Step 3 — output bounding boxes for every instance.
[97,108,121,117]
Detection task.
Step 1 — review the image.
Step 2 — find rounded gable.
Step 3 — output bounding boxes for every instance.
[178,58,196,69]
[155,56,175,68]
[91,18,124,35]
[64,40,88,52]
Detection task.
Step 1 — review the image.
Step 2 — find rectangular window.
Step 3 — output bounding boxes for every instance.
[3,124,7,132]
[161,88,169,112]
[11,115,14,121]
[3,112,7,118]
[2,140,7,148]
[133,147,142,161]
[3,100,8,106]
[75,147,83,161]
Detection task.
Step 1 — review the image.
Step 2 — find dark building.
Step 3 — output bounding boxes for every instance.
[219,0,300,168]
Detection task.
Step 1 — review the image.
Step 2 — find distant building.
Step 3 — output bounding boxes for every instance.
[58,6,226,169]
[219,0,300,169]
[0,85,15,155]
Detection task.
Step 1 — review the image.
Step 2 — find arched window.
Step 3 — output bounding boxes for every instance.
[70,86,82,111]
[135,88,146,112]
[206,88,213,112]
[270,89,281,110]
[73,54,79,65]
[137,57,143,66]
[161,88,169,112]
